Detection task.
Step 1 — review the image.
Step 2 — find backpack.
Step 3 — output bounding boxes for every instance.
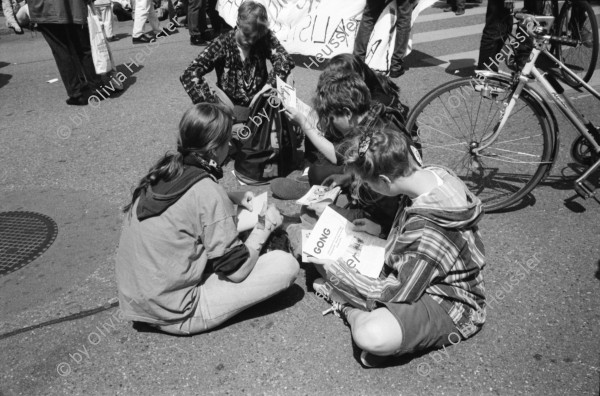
[232,94,302,185]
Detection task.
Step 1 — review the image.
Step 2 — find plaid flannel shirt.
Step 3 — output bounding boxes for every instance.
[180,29,294,107]
[329,167,486,338]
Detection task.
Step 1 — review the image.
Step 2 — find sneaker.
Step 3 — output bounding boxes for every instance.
[360,351,391,368]
[313,278,333,301]
[455,8,465,15]
[313,278,351,324]
[389,66,406,78]
[132,33,155,44]
[66,96,87,106]
[271,178,310,200]
[190,35,208,46]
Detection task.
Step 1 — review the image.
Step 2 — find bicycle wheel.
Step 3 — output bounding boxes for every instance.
[406,77,554,212]
[553,0,599,87]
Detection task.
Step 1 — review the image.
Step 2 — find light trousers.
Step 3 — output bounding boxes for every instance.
[157,250,300,335]
[132,0,160,38]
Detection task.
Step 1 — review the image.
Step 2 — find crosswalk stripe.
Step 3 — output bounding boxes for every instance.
[415,6,487,23]
[413,24,485,44]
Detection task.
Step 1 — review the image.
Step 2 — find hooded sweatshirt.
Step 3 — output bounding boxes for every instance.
[329,166,486,338]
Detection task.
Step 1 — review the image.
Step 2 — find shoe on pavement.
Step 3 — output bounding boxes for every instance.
[313,278,352,324]
[455,8,465,15]
[389,66,406,78]
[190,35,208,46]
[66,96,87,106]
[360,351,391,368]
[132,33,155,44]
[271,178,310,200]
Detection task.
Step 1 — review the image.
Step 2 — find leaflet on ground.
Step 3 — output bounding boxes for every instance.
[276,76,319,130]
[302,206,386,279]
[296,185,341,206]
[236,192,268,232]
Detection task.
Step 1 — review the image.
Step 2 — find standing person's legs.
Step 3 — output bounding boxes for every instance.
[353,0,386,61]
[157,251,299,335]
[37,24,86,100]
[477,0,512,70]
[207,0,227,33]
[132,0,160,38]
[69,24,103,88]
[389,0,414,76]
[188,0,207,39]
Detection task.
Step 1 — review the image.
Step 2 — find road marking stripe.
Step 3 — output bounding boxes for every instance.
[415,5,488,23]
[413,24,485,44]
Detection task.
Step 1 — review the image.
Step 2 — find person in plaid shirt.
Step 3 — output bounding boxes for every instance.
[180,1,294,108]
[310,127,486,368]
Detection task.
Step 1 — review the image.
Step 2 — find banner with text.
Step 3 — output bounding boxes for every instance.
[217,0,436,72]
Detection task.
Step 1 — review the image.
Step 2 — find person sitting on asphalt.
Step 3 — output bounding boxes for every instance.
[115,103,299,335]
[323,53,409,121]
[180,1,294,111]
[277,72,413,236]
[309,127,486,368]
[2,0,29,34]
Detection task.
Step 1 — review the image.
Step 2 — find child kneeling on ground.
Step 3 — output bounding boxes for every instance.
[116,103,299,335]
[309,127,486,367]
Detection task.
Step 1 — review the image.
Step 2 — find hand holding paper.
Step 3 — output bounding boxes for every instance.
[236,192,268,233]
[302,207,386,279]
[229,190,254,210]
[352,218,382,237]
[296,185,341,206]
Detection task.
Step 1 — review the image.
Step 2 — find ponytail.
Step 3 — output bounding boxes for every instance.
[122,151,184,213]
[123,103,232,214]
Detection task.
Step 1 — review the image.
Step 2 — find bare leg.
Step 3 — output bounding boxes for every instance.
[345,307,404,356]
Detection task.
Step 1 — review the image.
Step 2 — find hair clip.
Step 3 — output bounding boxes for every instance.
[410,145,423,167]
[358,131,373,158]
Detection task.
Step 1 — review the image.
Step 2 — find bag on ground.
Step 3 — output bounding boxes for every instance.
[232,93,303,185]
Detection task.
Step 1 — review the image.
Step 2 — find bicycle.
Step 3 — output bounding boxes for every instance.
[548,0,598,86]
[406,12,600,212]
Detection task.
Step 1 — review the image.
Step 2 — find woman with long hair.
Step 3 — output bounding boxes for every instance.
[324,53,407,117]
[116,103,299,335]
[180,1,294,109]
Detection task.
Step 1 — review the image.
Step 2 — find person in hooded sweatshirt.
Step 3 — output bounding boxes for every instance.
[115,103,299,335]
[308,127,486,368]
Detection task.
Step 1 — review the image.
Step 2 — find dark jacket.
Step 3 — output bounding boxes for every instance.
[29,0,88,24]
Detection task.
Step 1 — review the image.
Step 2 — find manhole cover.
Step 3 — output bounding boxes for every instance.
[0,211,58,276]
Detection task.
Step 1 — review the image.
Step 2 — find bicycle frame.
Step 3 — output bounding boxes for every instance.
[473,24,600,198]
[473,39,600,158]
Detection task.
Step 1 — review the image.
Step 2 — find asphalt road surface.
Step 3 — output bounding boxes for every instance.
[1,2,599,395]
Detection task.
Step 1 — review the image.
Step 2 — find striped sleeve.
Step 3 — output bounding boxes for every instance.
[329,252,440,309]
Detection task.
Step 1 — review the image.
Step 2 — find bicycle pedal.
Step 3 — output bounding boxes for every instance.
[574,180,596,199]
